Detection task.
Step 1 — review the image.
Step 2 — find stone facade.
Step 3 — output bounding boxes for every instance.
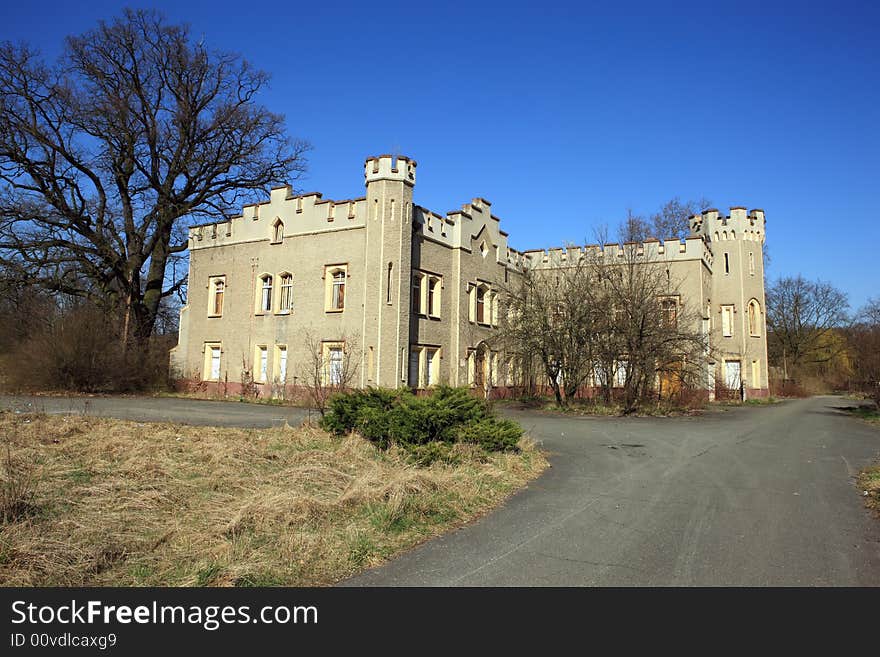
[170,154,769,398]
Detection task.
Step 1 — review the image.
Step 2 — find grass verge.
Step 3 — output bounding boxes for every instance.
[858,465,880,515]
[845,404,880,427]
[0,412,546,586]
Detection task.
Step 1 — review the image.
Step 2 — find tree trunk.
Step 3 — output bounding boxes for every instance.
[138,221,173,339]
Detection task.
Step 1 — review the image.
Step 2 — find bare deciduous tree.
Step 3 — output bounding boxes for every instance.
[847,297,880,406]
[299,332,360,417]
[0,9,309,342]
[650,197,712,241]
[766,276,850,376]
[617,197,711,243]
[499,226,709,413]
[497,249,601,407]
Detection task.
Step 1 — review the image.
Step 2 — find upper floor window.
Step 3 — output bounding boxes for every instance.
[332,272,345,309]
[324,265,347,312]
[386,262,393,304]
[259,274,273,313]
[661,298,678,329]
[428,277,441,317]
[412,273,422,313]
[748,251,755,276]
[748,299,761,337]
[468,282,493,326]
[412,271,443,317]
[476,286,486,323]
[279,273,293,312]
[209,277,225,317]
[723,252,730,275]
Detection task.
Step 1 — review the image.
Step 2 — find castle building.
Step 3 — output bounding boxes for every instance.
[170,155,769,398]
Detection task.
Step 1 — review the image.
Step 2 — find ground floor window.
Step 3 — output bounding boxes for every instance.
[256,345,268,383]
[275,345,288,383]
[724,360,742,390]
[328,347,343,385]
[203,343,222,381]
[410,346,440,388]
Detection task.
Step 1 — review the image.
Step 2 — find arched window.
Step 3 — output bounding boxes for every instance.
[476,286,486,323]
[259,274,273,312]
[324,265,348,312]
[748,299,761,337]
[272,219,284,243]
[279,273,293,312]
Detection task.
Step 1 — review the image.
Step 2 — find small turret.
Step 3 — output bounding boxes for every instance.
[364,155,417,187]
[692,206,766,245]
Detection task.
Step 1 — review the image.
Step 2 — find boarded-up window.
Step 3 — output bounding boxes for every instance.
[721,305,734,337]
[748,300,761,337]
[257,346,268,382]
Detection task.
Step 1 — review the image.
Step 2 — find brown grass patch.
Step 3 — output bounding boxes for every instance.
[858,464,880,516]
[0,412,546,586]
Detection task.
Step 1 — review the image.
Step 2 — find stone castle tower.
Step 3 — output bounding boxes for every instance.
[362,155,416,387]
[691,207,768,391]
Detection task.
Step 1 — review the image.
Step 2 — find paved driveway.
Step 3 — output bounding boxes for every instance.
[348,396,880,586]
[2,394,878,585]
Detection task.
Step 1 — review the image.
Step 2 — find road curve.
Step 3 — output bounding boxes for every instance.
[345,396,880,586]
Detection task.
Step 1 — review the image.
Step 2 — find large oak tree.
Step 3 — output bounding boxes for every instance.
[0,9,309,340]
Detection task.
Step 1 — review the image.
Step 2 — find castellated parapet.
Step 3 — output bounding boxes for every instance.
[524,236,714,271]
[364,154,417,186]
[691,206,766,246]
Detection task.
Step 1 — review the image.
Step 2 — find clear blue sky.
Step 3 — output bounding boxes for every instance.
[3,1,878,309]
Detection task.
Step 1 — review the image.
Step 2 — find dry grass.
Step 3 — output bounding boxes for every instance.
[858,465,880,515]
[0,412,546,586]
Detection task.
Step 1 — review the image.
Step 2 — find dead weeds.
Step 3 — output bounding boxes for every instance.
[0,412,546,586]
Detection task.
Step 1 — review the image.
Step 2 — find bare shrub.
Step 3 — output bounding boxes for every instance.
[299,331,360,417]
[3,302,173,393]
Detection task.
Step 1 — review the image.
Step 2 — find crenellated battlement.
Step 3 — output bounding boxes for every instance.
[364,154,417,186]
[691,206,766,245]
[524,236,713,270]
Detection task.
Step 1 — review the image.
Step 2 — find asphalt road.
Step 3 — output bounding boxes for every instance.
[0,394,310,428]
[2,393,878,585]
[347,396,880,586]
